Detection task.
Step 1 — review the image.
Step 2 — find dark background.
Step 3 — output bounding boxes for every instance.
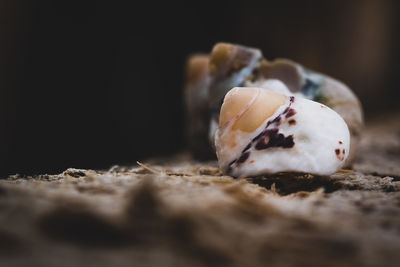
[1,0,399,176]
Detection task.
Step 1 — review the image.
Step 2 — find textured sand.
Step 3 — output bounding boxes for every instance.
[0,113,399,267]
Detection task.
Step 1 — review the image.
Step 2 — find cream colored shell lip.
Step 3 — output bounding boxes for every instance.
[216,87,350,178]
[216,87,294,174]
[216,88,288,168]
[219,87,287,133]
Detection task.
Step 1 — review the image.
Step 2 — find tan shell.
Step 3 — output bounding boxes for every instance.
[183,54,214,159]
[220,87,286,133]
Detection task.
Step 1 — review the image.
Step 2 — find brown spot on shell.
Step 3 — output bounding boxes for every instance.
[288,119,296,126]
[335,149,345,161]
[285,108,296,118]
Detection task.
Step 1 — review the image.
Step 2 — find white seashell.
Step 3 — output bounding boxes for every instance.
[215,87,350,177]
[254,59,363,167]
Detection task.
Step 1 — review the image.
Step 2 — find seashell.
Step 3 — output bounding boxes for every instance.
[183,54,214,159]
[207,43,262,151]
[215,86,350,177]
[184,43,263,158]
[247,58,363,167]
[207,43,263,110]
[184,42,363,167]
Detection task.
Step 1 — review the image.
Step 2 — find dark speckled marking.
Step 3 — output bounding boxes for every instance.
[282,107,290,115]
[271,116,281,125]
[335,148,345,161]
[227,96,297,176]
[252,131,265,142]
[288,119,296,126]
[285,108,296,118]
[255,129,294,150]
[227,160,236,174]
[339,141,343,145]
[242,143,252,153]
[237,152,250,163]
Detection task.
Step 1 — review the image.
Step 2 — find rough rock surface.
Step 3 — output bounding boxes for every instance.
[0,113,399,267]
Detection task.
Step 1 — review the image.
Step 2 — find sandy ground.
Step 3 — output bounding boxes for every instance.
[0,113,399,267]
